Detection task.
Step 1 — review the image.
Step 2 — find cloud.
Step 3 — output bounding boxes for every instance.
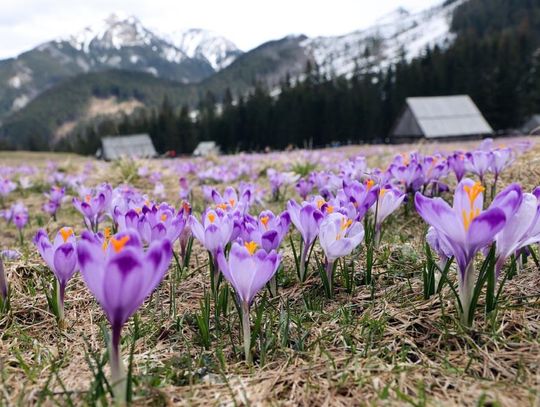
[0,0,439,59]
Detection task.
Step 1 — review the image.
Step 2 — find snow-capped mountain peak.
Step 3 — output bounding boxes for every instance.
[167,28,242,70]
[67,13,159,52]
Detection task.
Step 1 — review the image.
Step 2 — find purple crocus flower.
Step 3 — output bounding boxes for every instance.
[9,202,29,231]
[43,186,65,219]
[466,150,492,183]
[178,177,191,201]
[190,208,234,256]
[493,188,540,274]
[287,200,324,281]
[34,227,78,326]
[136,203,187,245]
[426,226,453,271]
[319,213,364,294]
[295,178,314,200]
[415,179,513,324]
[371,187,406,244]
[447,152,467,182]
[72,183,112,232]
[0,177,17,198]
[216,241,280,363]
[77,229,172,403]
[340,179,379,220]
[242,210,291,253]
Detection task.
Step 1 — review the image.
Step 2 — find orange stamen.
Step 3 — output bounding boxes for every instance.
[260,216,269,229]
[110,236,130,253]
[161,214,167,222]
[60,227,73,242]
[207,213,216,223]
[85,194,91,203]
[365,179,375,190]
[229,199,236,207]
[103,227,112,239]
[217,203,228,210]
[326,205,334,214]
[244,241,258,255]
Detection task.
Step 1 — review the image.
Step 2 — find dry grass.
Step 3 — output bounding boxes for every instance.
[1,138,540,406]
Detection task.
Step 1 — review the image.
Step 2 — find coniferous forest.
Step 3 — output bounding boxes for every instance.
[70,0,540,155]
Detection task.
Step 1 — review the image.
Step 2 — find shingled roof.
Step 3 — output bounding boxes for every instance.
[391,95,493,139]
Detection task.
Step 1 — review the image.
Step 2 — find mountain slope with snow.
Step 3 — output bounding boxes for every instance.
[301,0,464,77]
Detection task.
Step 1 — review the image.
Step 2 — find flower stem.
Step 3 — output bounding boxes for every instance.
[325,260,334,297]
[109,324,126,406]
[241,302,252,365]
[459,262,475,326]
[56,279,66,329]
[299,243,310,282]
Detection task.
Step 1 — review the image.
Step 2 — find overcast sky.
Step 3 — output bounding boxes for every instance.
[0,0,440,59]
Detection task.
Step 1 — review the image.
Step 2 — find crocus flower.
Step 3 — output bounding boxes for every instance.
[190,208,234,256]
[135,203,187,245]
[466,150,492,183]
[72,183,112,232]
[340,179,379,220]
[178,177,191,201]
[34,227,78,326]
[371,187,406,244]
[295,178,314,200]
[287,200,324,281]
[77,230,172,403]
[493,188,540,274]
[0,177,17,198]
[216,241,280,363]
[426,226,453,270]
[43,186,65,219]
[242,210,291,253]
[415,179,513,324]
[319,213,364,294]
[447,152,467,182]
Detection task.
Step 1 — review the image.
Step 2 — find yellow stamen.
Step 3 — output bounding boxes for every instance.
[207,213,216,223]
[463,182,484,209]
[60,227,73,242]
[260,216,269,229]
[244,241,258,255]
[326,205,334,214]
[161,214,167,222]
[135,207,142,214]
[380,188,387,198]
[217,203,228,210]
[317,199,325,209]
[110,236,130,253]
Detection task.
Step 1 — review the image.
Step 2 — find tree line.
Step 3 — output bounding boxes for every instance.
[70,0,540,155]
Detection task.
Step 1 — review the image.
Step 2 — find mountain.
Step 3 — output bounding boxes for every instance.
[0,0,468,149]
[301,0,463,77]
[167,28,243,71]
[0,14,242,121]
